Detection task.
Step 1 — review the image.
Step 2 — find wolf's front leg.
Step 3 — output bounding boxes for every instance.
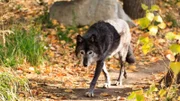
[85,60,104,97]
[102,63,111,88]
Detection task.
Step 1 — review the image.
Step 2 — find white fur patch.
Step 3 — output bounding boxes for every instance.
[105,19,131,61]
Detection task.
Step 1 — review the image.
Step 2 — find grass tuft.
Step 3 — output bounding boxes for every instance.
[0,72,29,101]
[0,25,45,67]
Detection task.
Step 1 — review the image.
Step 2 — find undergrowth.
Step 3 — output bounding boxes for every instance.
[0,25,45,67]
[0,72,29,101]
[129,4,180,101]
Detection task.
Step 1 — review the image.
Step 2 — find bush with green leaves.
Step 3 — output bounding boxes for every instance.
[137,4,166,54]
[0,72,29,101]
[128,83,180,101]
[165,32,180,83]
[128,4,180,101]
[0,25,45,67]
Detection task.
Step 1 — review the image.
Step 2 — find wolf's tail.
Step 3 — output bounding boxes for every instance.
[126,45,135,64]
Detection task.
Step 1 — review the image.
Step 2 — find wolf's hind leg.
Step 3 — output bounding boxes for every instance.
[102,63,111,88]
[116,55,126,86]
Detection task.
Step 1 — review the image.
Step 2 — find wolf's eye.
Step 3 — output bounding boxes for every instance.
[87,51,93,55]
[80,50,85,55]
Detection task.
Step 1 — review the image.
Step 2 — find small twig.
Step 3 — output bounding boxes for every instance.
[0,30,14,47]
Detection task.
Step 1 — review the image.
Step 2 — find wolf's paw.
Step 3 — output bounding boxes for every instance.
[85,91,94,97]
[103,83,111,88]
[115,81,122,86]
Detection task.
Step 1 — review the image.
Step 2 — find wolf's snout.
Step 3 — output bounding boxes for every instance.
[83,57,88,67]
[83,64,88,67]
[83,62,88,67]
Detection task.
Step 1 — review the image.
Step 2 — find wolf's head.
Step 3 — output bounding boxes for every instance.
[75,34,99,67]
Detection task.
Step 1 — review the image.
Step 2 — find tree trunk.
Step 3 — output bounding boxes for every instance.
[123,0,155,19]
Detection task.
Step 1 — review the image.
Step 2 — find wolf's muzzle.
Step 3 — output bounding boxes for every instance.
[83,57,88,67]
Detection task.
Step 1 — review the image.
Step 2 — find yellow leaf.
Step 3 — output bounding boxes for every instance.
[64,89,74,93]
[84,25,89,29]
[170,44,180,53]
[138,17,151,29]
[128,65,137,71]
[165,32,176,40]
[148,25,158,36]
[146,12,154,21]
[100,92,110,97]
[154,15,163,23]
[49,51,55,57]
[158,22,166,29]
[142,43,153,55]
[158,89,166,97]
[170,62,180,75]
[175,35,180,40]
[178,96,180,100]
[78,28,83,32]
[176,2,180,8]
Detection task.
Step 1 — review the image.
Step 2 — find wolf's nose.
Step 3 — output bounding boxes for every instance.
[84,64,88,67]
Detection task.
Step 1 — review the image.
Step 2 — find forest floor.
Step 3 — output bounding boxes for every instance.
[28,60,167,100]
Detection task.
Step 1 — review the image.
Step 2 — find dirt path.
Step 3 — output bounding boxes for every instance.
[29,60,168,100]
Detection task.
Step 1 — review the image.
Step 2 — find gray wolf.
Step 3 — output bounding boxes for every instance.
[75,19,135,97]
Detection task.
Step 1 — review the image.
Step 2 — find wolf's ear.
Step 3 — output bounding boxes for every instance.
[76,35,83,43]
[90,34,97,42]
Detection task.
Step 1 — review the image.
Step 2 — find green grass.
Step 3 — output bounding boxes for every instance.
[0,72,29,101]
[0,25,45,67]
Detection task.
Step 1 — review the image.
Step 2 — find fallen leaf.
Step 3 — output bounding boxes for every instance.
[64,89,74,93]
[100,92,110,97]
[29,67,35,72]
[178,96,180,100]
[57,72,67,77]
[167,22,173,27]
[52,19,59,26]
[150,57,159,62]
[166,54,175,61]
[127,65,138,72]
[158,22,166,29]
[69,94,78,99]
[164,50,173,55]
[117,96,126,100]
